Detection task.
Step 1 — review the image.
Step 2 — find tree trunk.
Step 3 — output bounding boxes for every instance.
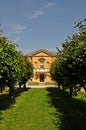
[1,87,3,93]
[8,83,14,99]
[70,84,73,97]
[19,82,21,88]
[23,82,26,89]
[58,84,60,89]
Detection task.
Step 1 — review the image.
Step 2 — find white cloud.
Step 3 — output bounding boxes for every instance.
[13,37,21,43]
[2,19,26,44]
[42,2,56,9]
[30,10,44,19]
[2,19,26,35]
[30,2,56,19]
[11,24,26,34]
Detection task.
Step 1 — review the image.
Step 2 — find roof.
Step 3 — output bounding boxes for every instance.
[25,48,56,57]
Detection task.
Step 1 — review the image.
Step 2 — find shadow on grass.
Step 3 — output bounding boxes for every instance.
[46,88,86,130]
[0,88,30,122]
[0,87,30,122]
[0,88,30,110]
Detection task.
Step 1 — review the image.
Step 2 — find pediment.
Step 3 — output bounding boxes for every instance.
[34,52,49,56]
[26,49,56,57]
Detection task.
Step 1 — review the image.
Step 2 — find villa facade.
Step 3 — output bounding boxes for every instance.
[26,49,56,82]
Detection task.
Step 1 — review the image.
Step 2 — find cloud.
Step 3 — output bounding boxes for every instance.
[2,19,26,44]
[42,2,56,9]
[11,24,26,34]
[9,23,26,43]
[13,37,21,43]
[30,2,56,19]
[2,18,26,35]
[30,10,44,19]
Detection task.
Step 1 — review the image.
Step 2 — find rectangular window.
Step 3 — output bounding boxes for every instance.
[40,60,44,69]
[40,64,44,69]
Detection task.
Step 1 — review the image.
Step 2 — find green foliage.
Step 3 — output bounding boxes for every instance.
[0,36,33,96]
[50,18,86,96]
[0,37,20,84]
[18,55,33,88]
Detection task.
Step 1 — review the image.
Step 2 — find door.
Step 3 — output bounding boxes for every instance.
[40,74,44,82]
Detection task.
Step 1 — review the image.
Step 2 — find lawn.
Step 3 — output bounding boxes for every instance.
[0,88,86,130]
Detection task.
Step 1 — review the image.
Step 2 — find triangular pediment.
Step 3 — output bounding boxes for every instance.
[34,52,50,56]
[26,49,56,57]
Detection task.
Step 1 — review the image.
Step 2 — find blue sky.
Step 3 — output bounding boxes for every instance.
[0,0,86,54]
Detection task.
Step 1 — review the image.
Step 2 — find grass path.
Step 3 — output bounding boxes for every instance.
[0,88,86,130]
[0,88,58,130]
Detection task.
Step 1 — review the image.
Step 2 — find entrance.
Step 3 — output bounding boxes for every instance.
[40,74,44,82]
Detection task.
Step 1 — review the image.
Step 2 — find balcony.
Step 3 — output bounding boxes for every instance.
[34,68,49,73]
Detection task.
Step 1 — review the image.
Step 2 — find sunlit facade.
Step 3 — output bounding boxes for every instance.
[26,49,56,82]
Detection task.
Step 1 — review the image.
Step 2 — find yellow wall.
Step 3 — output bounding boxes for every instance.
[27,50,56,82]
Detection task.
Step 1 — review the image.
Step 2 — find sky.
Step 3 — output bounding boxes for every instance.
[0,0,86,54]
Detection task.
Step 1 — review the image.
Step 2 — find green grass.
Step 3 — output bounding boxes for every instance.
[0,88,86,130]
[0,88,58,130]
[44,81,56,85]
[28,81,39,85]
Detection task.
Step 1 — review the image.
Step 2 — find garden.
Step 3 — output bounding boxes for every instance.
[0,88,86,130]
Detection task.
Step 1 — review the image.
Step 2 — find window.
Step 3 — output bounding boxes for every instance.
[39,59,44,69]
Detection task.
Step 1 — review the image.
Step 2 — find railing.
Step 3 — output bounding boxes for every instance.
[34,68,49,72]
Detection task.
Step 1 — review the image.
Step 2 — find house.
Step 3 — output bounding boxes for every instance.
[26,49,56,82]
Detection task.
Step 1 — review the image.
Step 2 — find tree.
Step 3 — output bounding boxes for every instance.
[50,57,65,88]
[0,36,33,97]
[50,18,86,97]
[18,55,33,89]
[0,37,23,98]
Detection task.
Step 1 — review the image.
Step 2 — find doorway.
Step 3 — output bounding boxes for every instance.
[40,74,44,82]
